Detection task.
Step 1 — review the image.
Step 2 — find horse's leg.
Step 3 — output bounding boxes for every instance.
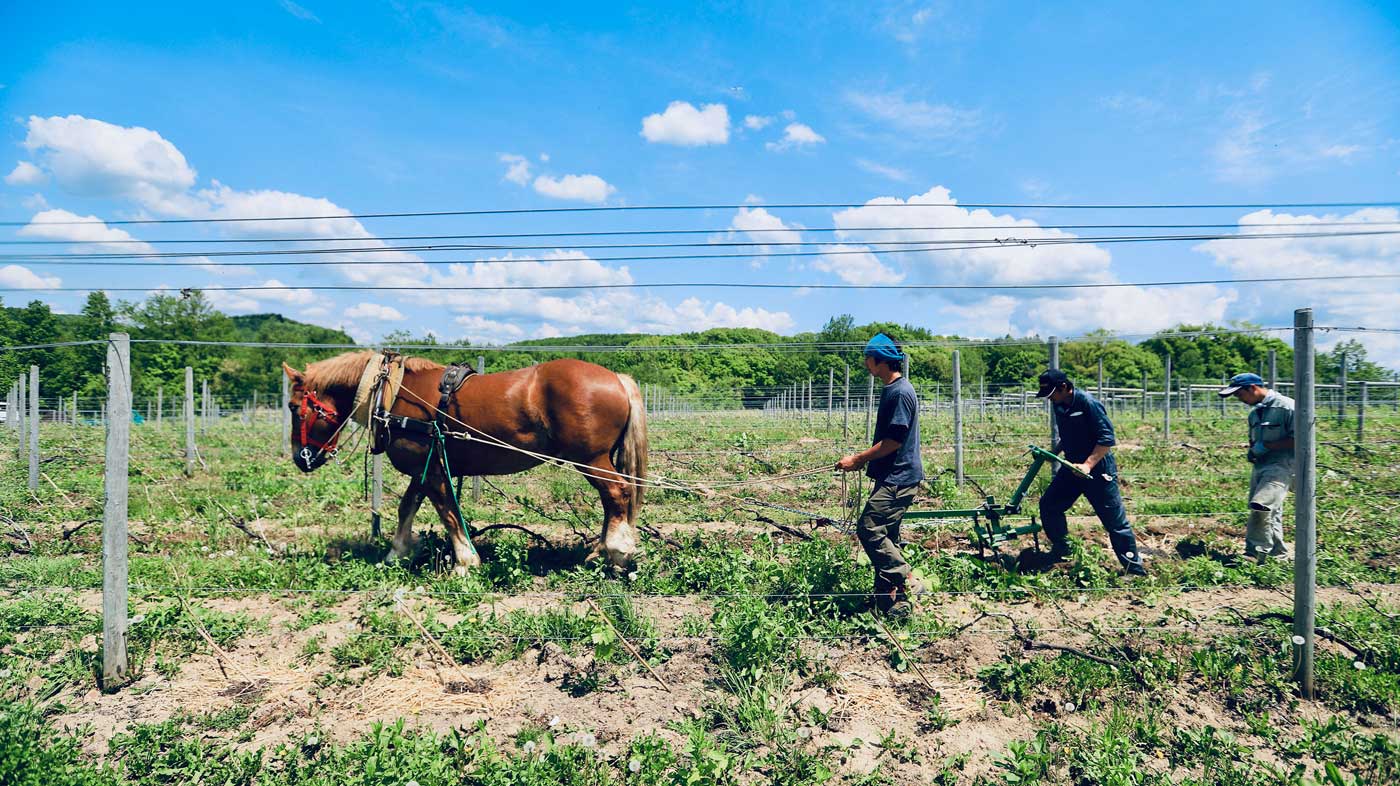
[583,456,635,569]
[389,479,426,564]
[421,476,481,575]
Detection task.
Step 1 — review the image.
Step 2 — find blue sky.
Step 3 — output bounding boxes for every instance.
[2,1,1399,362]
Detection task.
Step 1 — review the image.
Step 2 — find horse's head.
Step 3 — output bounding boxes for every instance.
[282,362,349,473]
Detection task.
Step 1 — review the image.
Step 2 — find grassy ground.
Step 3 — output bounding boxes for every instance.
[1,403,1397,785]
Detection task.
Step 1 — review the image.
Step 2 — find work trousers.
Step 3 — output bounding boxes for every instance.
[1247,459,1293,557]
[856,482,918,596]
[1038,466,1144,571]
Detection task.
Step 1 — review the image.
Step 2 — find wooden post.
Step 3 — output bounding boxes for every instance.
[1140,370,1148,420]
[826,368,833,431]
[1292,309,1317,699]
[281,372,291,457]
[103,333,131,686]
[184,367,196,477]
[28,365,39,492]
[157,386,163,427]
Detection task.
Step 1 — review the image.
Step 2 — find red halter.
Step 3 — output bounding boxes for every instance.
[298,389,343,453]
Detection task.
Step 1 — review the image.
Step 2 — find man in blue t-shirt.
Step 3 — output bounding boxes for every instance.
[836,333,925,616]
[1036,369,1147,576]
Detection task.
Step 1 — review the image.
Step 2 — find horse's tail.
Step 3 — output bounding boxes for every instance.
[614,373,648,525]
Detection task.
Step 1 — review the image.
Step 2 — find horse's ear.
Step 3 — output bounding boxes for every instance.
[281,362,304,385]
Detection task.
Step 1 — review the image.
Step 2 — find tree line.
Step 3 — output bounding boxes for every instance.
[1,295,1393,406]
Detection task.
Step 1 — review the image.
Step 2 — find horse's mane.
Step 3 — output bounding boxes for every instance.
[304,350,444,390]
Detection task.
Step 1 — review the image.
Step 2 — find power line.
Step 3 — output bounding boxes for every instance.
[7,228,1398,264]
[3,272,1397,295]
[9,229,1400,269]
[6,199,1399,227]
[8,220,1400,246]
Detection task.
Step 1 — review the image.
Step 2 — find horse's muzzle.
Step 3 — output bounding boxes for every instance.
[294,446,329,473]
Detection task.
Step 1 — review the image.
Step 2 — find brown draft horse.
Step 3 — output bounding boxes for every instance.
[281,351,648,572]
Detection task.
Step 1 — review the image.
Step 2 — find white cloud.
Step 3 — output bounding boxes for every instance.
[845,91,980,137]
[204,279,321,314]
[403,250,793,335]
[499,153,532,185]
[0,265,61,289]
[345,302,405,321]
[766,122,825,152]
[744,115,773,130]
[855,159,911,182]
[531,173,616,203]
[1196,207,1400,367]
[17,115,198,211]
[454,314,525,344]
[640,101,730,146]
[1319,144,1363,160]
[1213,110,1272,185]
[813,245,906,284]
[4,161,45,186]
[279,0,320,22]
[17,209,157,253]
[726,207,803,268]
[828,186,1112,286]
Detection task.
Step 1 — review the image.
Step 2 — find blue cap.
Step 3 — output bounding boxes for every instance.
[863,332,904,361]
[1218,372,1265,396]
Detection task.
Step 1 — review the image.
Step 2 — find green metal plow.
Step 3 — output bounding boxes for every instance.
[906,444,1089,556]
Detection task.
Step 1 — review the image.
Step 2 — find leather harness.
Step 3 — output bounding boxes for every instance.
[373,361,476,453]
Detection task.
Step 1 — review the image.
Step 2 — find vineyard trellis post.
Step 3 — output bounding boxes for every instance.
[1220,376,1228,417]
[17,372,26,457]
[473,355,484,503]
[1357,381,1367,446]
[5,384,14,436]
[952,350,963,487]
[184,366,196,478]
[1337,352,1347,424]
[201,379,210,433]
[817,367,828,428]
[1097,356,1104,402]
[371,347,384,538]
[865,374,874,443]
[281,372,290,457]
[103,333,131,687]
[1164,355,1173,443]
[1140,371,1148,420]
[842,364,849,442]
[1185,376,1193,419]
[1047,336,1059,447]
[1292,307,1317,699]
[28,365,39,492]
[157,386,163,427]
[1268,349,1277,389]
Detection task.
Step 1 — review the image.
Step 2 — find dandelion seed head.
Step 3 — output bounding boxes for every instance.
[1291,635,1306,646]
[629,759,642,773]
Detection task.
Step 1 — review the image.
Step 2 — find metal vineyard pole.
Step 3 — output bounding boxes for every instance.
[952,350,963,487]
[1292,308,1317,699]
[281,373,291,458]
[842,364,850,442]
[826,368,833,431]
[28,365,39,492]
[1220,376,1228,417]
[1047,337,1059,447]
[1337,352,1347,424]
[102,333,130,686]
[1163,355,1173,443]
[1268,349,1277,389]
[16,373,26,457]
[201,379,210,433]
[1357,381,1367,446]
[473,355,484,503]
[865,375,874,443]
[1140,371,1148,420]
[184,367,196,478]
[157,387,163,427]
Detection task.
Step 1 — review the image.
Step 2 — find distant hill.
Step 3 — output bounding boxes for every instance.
[230,313,355,345]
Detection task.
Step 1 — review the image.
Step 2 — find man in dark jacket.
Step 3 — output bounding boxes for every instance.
[836,333,925,616]
[1036,369,1147,576]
